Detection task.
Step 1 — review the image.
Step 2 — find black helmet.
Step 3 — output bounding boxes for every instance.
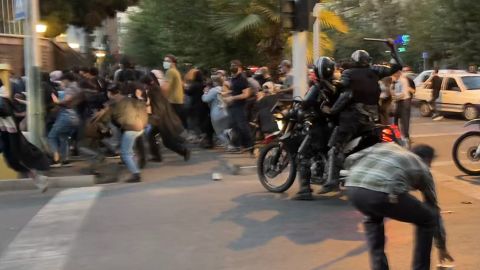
[314,57,336,81]
[351,50,372,65]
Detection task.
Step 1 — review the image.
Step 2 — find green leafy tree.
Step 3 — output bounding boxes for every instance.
[40,0,139,37]
[123,0,261,69]
[329,0,480,70]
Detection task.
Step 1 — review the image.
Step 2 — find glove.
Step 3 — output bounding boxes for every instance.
[321,105,332,115]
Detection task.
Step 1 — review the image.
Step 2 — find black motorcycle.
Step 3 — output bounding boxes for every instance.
[257,85,402,193]
[452,119,480,175]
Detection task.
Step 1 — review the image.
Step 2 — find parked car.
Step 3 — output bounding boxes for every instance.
[413,72,480,120]
[413,69,468,87]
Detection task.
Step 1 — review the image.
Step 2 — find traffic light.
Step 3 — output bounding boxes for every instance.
[281,0,317,32]
[281,0,296,30]
[401,34,410,45]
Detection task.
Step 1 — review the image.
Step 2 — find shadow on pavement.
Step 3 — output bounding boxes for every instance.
[311,243,367,270]
[213,192,365,251]
[456,175,480,186]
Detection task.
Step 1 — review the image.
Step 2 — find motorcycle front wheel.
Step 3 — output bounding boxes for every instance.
[452,131,480,175]
[257,142,297,193]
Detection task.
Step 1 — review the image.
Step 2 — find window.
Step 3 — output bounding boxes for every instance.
[421,73,431,83]
[445,78,460,91]
[462,76,480,90]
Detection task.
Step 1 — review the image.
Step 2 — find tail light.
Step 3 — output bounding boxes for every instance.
[381,125,402,143]
[390,124,402,139]
[381,128,394,142]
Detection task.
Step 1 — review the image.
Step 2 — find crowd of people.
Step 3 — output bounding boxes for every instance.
[0,54,296,186]
[0,46,457,269]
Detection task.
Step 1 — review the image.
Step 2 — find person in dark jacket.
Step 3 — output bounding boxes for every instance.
[185,69,213,147]
[142,74,191,162]
[0,79,49,192]
[320,42,403,194]
[430,68,443,120]
[99,84,149,182]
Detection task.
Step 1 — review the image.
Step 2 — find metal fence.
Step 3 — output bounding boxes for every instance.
[0,0,23,35]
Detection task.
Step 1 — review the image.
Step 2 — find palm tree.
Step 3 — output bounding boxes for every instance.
[210,0,348,70]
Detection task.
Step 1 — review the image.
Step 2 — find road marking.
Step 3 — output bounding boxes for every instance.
[0,187,102,270]
[412,132,463,138]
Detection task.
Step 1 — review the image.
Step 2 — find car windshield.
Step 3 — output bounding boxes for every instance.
[462,76,480,90]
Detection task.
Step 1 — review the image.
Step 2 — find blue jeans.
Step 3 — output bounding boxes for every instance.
[47,110,79,162]
[121,130,143,174]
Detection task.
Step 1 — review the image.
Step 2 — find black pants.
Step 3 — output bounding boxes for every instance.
[346,187,437,270]
[148,125,188,159]
[228,105,253,148]
[379,98,392,125]
[171,103,188,129]
[394,99,411,139]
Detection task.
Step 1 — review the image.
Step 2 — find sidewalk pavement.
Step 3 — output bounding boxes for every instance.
[0,146,258,192]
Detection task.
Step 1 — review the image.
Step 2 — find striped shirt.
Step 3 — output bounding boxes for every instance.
[345,143,434,197]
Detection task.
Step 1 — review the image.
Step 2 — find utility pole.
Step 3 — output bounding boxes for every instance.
[24,0,44,148]
[292,31,308,97]
[281,0,316,97]
[313,3,321,62]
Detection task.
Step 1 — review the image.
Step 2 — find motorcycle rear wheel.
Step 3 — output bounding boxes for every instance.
[452,131,480,176]
[257,142,297,193]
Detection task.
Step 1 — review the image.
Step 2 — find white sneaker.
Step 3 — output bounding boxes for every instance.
[432,115,444,121]
[33,175,49,193]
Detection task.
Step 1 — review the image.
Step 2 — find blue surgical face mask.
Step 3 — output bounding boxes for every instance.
[163,61,171,70]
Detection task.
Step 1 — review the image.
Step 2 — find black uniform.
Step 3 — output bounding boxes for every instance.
[322,63,402,189]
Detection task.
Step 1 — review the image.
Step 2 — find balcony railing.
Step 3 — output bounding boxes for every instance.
[0,0,24,35]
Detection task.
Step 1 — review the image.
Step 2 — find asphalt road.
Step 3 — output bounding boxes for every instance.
[0,114,479,270]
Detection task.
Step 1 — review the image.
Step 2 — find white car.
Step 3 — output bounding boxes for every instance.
[413,69,468,87]
[414,72,480,120]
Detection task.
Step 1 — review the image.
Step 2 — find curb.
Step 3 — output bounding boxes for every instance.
[0,175,96,192]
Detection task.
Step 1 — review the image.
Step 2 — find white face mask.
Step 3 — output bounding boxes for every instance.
[163,61,171,70]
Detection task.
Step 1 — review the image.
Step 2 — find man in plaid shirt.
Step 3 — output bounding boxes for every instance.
[345,142,454,270]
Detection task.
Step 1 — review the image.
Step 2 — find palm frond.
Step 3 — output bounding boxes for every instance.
[287,32,335,64]
[317,10,349,33]
[250,3,281,23]
[212,13,264,37]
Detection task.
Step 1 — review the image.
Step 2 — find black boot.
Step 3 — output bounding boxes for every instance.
[126,173,141,183]
[318,147,340,194]
[292,165,313,200]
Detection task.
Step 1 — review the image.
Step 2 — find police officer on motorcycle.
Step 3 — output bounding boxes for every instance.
[293,56,337,200]
[318,39,403,194]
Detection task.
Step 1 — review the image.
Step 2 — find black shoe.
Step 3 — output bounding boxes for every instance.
[139,158,146,169]
[150,157,163,163]
[317,184,339,195]
[292,191,313,201]
[242,146,254,154]
[183,149,191,162]
[71,147,80,157]
[126,173,141,183]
